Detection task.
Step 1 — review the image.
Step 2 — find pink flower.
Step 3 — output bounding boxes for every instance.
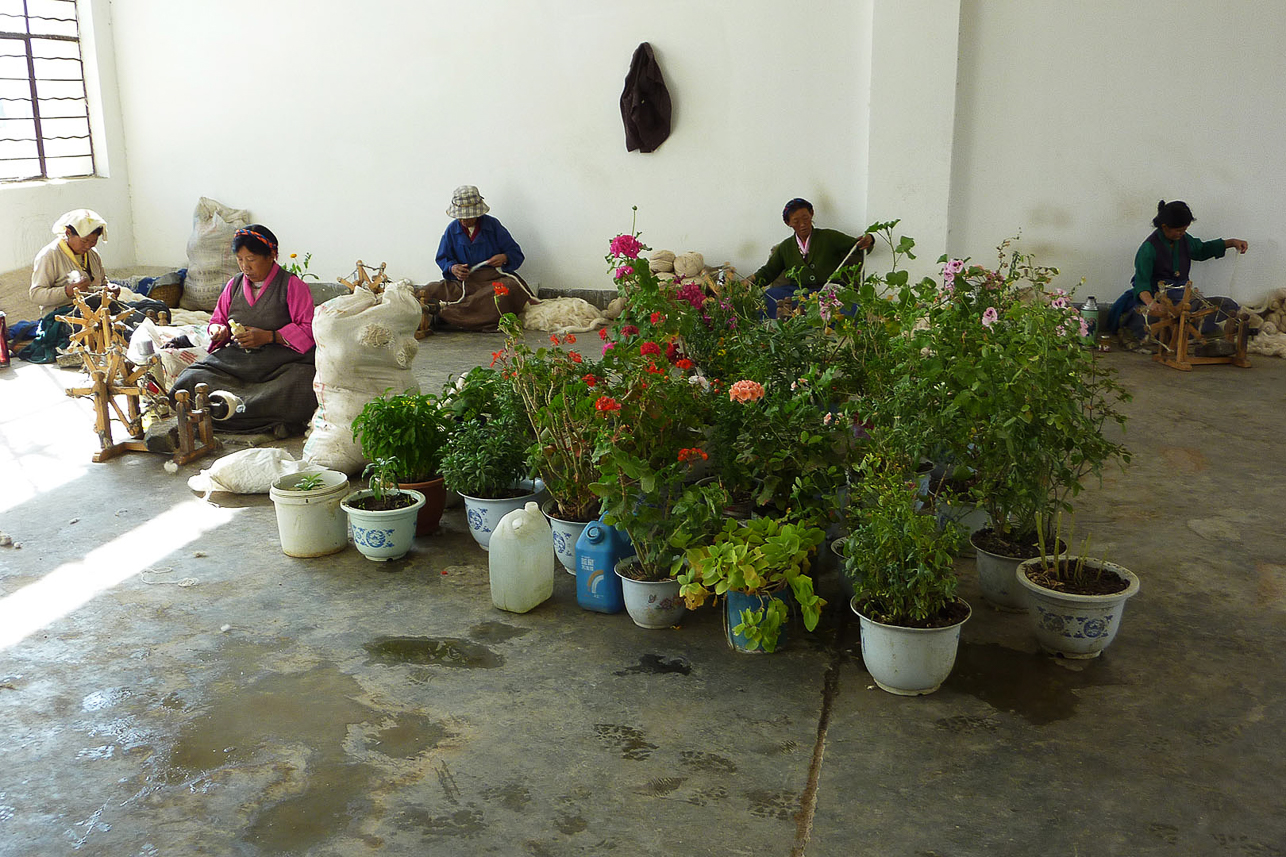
[614,265,634,280]
[1050,296,1069,309]
[823,412,834,425]
[610,234,643,259]
[1078,317,1089,337]
[981,307,999,328]
[943,259,965,275]
[602,342,615,355]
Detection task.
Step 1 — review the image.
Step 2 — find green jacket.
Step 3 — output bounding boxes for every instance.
[752,228,863,288]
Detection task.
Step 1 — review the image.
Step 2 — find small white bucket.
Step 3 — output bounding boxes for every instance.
[269,470,350,557]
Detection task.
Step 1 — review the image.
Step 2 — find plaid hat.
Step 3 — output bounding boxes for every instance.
[446,185,490,219]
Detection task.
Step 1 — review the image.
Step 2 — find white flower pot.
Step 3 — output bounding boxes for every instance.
[615,558,685,629]
[938,501,988,556]
[971,534,1028,611]
[459,479,545,551]
[340,489,425,562]
[1016,558,1140,658]
[542,500,592,575]
[269,470,349,557]
[851,598,971,695]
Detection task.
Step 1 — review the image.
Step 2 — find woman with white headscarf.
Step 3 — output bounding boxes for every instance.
[29,209,115,315]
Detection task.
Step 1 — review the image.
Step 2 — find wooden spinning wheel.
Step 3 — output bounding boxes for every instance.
[1147,282,1250,371]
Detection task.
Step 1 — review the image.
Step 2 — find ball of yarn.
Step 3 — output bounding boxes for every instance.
[649,250,676,274]
[656,272,676,282]
[673,251,704,278]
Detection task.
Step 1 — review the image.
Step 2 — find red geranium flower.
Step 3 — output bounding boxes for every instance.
[639,341,661,357]
[493,282,510,296]
[565,333,576,343]
[665,341,680,362]
[650,311,664,325]
[621,324,640,336]
[569,351,583,363]
[595,396,621,413]
[599,328,609,341]
[582,374,597,387]
[550,335,561,345]
[676,358,694,370]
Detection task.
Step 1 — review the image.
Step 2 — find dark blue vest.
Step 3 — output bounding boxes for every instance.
[1145,229,1192,288]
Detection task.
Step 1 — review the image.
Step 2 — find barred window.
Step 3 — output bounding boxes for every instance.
[0,0,95,182]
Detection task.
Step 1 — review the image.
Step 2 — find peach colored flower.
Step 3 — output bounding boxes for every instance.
[728,380,765,403]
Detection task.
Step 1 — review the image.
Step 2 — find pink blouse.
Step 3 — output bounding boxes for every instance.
[208,264,316,352]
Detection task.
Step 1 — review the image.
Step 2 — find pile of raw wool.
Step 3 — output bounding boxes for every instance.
[1244,287,1286,358]
[648,249,738,291]
[520,295,625,334]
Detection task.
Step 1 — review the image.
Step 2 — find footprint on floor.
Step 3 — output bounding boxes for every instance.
[593,723,657,761]
[679,749,737,774]
[744,788,799,821]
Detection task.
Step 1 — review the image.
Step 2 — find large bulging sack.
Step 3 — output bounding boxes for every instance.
[302,284,422,474]
[181,197,250,311]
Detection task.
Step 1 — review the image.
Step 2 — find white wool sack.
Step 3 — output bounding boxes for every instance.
[303,283,423,474]
[182,197,250,311]
[604,296,626,319]
[649,250,676,273]
[187,447,321,495]
[521,297,609,334]
[673,251,704,278]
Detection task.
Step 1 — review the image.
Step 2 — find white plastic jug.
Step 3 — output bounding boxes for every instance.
[489,501,555,613]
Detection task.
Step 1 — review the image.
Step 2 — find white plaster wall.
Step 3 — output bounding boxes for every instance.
[950,0,1283,302]
[0,0,136,276]
[110,0,873,290]
[866,0,961,282]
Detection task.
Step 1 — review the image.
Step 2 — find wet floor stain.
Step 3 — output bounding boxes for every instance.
[81,687,133,711]
[613,654,692,676]
[364,636,503,669]
[170,665,369,771]
[480,780,531,812]
[245,763,379,853]
[944,642,1120,726]
[593,724,657,761]
[744,788,798,820]
[168,660,384,855]
[397,806,486,838]
[468,621,530,643]
[371,713,453,759]
[679,749,737,774]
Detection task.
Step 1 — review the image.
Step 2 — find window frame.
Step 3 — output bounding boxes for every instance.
[0,0,96,183]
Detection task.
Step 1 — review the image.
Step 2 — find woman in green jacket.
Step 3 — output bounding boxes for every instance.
[750,198,873,318]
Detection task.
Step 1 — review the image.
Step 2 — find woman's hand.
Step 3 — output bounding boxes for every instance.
[233,326,274,349]
[209,324,231,348]
[484,253,508,269]
[450,263,469,280]
[1227,239,1249,254]
[857,234,875,252]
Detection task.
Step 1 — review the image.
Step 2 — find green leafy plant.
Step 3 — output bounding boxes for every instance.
[843,454,962,626]
[439,367,532,498]
[350,456,415,511]
[283,251,319,281]
[678,516,827,653]
[351,390,451,484]
[293,473,325,491]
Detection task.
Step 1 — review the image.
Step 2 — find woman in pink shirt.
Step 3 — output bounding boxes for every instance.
[170,224,317,436]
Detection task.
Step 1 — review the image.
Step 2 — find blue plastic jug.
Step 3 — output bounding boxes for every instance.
[574,516,634,614]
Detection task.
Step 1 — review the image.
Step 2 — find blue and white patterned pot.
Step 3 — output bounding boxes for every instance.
[340,489,425,562]
[1016,558,1140,658]
[542,500,592,574]
[459,480,546,551]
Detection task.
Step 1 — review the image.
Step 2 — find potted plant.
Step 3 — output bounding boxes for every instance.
[1015,514,1140,659]
[439,366,540,550]
[843,455,969,694]
[678,516,827,654]
[268,469,351,557]
[341,457,426,561]
[869,241,1130,608]
[351,389,451,536]
[496,314,603,572]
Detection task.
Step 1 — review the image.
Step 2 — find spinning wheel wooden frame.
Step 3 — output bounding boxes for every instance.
[1146,282,1250,371]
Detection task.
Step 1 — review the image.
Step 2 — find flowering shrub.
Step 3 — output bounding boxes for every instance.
[496,316,603,521]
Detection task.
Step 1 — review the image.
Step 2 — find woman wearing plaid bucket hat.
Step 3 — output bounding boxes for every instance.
[421,185,534,330]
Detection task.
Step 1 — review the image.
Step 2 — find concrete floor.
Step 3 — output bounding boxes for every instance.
[1,331,1284,856]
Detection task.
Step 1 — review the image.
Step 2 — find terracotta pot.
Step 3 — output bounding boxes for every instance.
[399,476,446,536]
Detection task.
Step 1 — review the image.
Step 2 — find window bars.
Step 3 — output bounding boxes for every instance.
[0,0,95,182]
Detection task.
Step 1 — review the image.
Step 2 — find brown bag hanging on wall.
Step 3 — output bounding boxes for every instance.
[620,42,672,153]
